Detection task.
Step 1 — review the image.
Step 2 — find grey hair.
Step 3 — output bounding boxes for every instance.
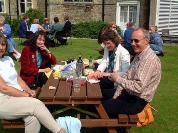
[0,15,5,23]
[134,28,150,41]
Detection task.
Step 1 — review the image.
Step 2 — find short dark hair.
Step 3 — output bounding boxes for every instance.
[23,15,29,20]
[54,17,59,23]
[100,29,121,46]
[97,26,111,44]
[0,33,8,57]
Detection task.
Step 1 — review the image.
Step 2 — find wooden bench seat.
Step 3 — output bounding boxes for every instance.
[1,114,138,129]
[1,119,24,128]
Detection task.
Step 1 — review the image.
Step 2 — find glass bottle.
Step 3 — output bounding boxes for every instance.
[89,56,93,69]
[76,55,84,78]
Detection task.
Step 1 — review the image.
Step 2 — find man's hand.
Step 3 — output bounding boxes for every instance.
[110,72,119,82]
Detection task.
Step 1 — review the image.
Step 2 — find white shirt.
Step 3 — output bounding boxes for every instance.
[30,24,39,33]
[0,56,22,96]
[97,44,130,77]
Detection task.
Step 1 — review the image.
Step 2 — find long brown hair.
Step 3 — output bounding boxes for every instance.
[0,33,8,57]
[27,31,48,52]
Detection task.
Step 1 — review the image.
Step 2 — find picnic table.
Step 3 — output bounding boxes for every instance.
[38,74,119,133]
[1,72,139,133]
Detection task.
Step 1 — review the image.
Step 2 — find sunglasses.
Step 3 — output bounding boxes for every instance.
[131,37,146,43]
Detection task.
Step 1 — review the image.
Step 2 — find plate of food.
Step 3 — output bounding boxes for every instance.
[87,78,100,84]
[84,68,94,76]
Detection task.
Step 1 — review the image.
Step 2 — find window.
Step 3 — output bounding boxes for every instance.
[20,0,32,13]
[0,0,5,13]
[64,0,93,3]
[116,1,140,30]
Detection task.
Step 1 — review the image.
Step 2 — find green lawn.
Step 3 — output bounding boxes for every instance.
[1,39,178,133]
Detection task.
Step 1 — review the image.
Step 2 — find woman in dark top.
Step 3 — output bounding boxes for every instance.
[20,31,57,88]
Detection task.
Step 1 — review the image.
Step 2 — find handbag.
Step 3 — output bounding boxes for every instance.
[137,103,154,127]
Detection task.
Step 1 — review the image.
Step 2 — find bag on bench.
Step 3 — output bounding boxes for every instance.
[137,104,154,127]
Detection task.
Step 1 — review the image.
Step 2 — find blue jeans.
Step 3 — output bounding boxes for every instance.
[150,44,163,54]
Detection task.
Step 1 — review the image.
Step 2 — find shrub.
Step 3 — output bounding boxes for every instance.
[72,21,122,39]
[25,8,44,25]
[72,21,107,39]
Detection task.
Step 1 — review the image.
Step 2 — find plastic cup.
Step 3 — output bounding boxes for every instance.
[73,76,80,93]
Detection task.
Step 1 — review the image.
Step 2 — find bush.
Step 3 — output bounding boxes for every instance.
[25,8,44,25]
[72,21,107,39]
[72,21,122,39]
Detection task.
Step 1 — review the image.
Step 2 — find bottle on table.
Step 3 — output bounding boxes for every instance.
[76,55,84,78]
[89,56,93,69]
[73,56,84,93]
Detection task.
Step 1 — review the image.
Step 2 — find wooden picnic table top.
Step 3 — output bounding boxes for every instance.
[38,74,103,105]
[38,73,119,133]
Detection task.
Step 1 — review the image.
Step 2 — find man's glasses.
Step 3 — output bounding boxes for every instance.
[131,37,146,43]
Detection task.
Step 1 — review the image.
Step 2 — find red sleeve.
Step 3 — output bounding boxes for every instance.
[41,52,57,67]
[49,53,57,65]
[20,46,39,76]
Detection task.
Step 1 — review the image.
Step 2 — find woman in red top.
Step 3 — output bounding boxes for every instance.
[20,31,57,88]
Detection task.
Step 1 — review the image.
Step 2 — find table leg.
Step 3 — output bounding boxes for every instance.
[95,104,117,133]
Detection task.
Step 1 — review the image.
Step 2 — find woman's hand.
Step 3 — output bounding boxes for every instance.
[26,89,36,97]
[58,128,67,133]
[39,67,51,73]
[88,71,106,79]
[40,45,51,54]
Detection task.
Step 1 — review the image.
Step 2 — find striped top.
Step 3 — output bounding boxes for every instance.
[114,46,161,102]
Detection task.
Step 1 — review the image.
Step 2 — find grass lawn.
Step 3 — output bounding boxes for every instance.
[1,38,178,133]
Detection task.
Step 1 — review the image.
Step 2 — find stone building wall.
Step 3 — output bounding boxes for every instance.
[47,0,102,24]
[104,0,117,23]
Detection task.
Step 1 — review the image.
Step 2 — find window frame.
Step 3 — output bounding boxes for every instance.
[64,0,93,4]
[116,1,140,30]
[0,0,6,13]
[20,0,32,14]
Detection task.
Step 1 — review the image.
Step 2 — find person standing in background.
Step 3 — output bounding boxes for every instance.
[123,22,135,56]
[19,15,30,38]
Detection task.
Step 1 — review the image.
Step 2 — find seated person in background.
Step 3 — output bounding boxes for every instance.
[30,18,46,33]
[88,29,130,100]
[0,15,21,60]
[20,31,57,89]
[0,33,66,133]
[149,25,164,56]
[48,17,64,42]
[42,18,51,32]
[19,15,30,38]
[123,21,135,56]
[92,28,161,132]
[55,15,72,45]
